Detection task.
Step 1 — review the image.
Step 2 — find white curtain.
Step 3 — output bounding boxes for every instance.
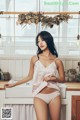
[5,104,66,120]
[5,104,36,120]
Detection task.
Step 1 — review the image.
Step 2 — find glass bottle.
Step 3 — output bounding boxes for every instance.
[0,69,4,80]
[76,62,80,82]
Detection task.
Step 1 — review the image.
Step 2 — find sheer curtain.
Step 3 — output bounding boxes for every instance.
[5,104,66,120]
[0,0,80,57]
[5,104,36,120]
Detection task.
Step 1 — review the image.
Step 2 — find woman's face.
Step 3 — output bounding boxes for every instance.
[37,36,47,51]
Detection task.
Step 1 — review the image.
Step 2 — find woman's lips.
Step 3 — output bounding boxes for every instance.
[40,45,44,48]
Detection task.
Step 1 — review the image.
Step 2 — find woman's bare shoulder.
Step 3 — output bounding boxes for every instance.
[55,58,63,66]
[31,55,38,64]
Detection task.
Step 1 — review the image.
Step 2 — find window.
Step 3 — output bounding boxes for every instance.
[0,0,80,57]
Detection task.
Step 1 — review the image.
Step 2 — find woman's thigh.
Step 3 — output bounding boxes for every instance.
[34,97,49,120]
[49,95,61,120]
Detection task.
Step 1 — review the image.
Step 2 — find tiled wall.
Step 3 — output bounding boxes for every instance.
[0,56,80,81]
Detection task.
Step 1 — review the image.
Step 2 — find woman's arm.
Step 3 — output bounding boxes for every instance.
[5,56,35,88]
[55,59,65,83]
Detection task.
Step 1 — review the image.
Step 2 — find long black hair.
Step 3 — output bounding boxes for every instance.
[36,31,58,57]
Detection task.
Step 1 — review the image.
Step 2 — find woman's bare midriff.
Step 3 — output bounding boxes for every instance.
[39,87,58,94]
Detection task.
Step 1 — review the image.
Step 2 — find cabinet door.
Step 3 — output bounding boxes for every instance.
[72,96,80,120]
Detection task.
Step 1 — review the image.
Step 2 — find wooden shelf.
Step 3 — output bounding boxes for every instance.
[0,81,80,91]
[65,82,80,91]
[0,81,9,90]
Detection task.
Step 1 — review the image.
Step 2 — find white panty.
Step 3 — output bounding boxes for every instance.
[35,91,60,104]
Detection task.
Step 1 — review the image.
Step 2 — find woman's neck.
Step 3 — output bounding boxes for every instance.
[42,49,52,57]
[41,49,56,61]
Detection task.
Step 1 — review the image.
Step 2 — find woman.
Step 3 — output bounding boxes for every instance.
[5,31,65,120]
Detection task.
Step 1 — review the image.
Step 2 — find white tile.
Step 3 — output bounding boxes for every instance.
[62,60,66,70]
[8,60,16,79]
[22,60,30,77]
[0,60,9,72]
[65,60,73,70]
[72,60,79,69]
[15,60,23,80]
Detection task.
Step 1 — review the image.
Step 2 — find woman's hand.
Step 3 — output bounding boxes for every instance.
[43,75,57,82]
[4,83,15,88]
[43,75,51,82]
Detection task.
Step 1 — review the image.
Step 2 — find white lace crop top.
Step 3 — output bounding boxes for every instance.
[32,58,60,96]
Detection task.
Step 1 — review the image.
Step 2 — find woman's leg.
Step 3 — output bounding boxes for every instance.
[49,95,61,120]
[34,97,49,120]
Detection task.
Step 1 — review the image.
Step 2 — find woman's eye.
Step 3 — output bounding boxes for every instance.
[41,38,45,41]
